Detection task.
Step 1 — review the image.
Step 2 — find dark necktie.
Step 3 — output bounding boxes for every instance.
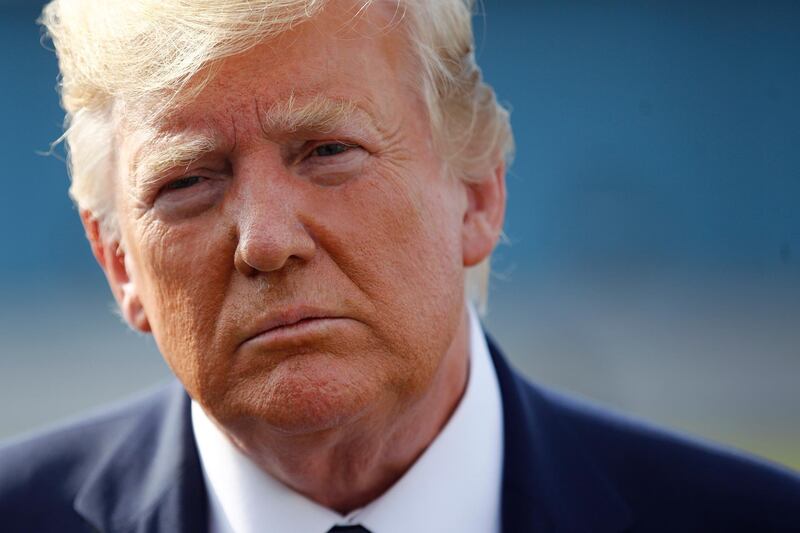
[327,526,372,533]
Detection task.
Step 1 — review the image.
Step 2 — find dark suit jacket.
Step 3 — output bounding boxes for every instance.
[2,337,799,532]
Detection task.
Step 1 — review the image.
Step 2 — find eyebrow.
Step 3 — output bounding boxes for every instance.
[260,93,362,136]
[131,94,368,185]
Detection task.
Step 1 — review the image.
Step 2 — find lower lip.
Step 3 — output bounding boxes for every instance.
[242,317,349,349]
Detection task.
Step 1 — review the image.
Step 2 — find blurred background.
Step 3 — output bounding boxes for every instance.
[1,0,798,470]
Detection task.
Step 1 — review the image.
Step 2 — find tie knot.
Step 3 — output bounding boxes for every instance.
[327,526,372,533]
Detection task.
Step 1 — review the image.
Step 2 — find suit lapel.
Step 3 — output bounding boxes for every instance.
[488,336,633,533]
[73,382,208,533]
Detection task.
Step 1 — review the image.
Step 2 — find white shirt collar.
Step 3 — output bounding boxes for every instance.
[192,305,504,533]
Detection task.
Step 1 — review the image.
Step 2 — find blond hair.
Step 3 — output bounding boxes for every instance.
[40,0,513,311]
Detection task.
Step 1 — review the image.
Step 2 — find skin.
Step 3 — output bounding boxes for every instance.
[84,1,506,514]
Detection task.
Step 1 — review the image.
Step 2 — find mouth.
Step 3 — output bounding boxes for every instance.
[239,309,350,349]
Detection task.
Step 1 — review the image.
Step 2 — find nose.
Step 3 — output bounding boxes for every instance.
[233,179,317,277]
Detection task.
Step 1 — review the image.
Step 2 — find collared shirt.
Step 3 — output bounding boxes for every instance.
[192,305,504,533]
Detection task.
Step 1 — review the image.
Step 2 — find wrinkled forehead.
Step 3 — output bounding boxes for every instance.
[122,94,391,185]
[112,2,423,180]
[114,0,414,126]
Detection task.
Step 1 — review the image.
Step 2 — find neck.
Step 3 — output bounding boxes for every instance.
[219,308,472,514]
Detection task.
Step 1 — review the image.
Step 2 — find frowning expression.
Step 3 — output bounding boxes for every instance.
[111,6,479,435]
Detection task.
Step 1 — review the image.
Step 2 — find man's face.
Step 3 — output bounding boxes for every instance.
[110,5,489,435]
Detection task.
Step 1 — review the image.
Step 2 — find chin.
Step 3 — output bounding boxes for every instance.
[212,353,381,436]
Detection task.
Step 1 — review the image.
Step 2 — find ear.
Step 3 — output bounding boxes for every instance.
[461,161,507,267]
[81,211,151,333]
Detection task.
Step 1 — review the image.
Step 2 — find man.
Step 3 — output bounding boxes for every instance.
[1,0,798,531]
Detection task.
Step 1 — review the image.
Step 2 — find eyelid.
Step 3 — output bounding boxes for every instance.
[295,142,369,188]
[157,173,204,195]
[308,140,365,159]
[163,175,203,191]
[310,140,358,151]
[306,141,365,161]
[154,166,224,201]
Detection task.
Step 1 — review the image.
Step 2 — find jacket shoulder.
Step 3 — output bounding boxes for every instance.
[526,379,800,530]
[0,382,180,531]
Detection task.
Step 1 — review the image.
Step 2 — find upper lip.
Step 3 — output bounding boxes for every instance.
[239,306,343,346]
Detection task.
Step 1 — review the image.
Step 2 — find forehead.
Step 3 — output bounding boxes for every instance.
[120,0,417,145]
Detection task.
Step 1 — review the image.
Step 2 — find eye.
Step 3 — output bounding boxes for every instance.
[163,175,202,192]
[311,142,354,157]
[294,140,368,187]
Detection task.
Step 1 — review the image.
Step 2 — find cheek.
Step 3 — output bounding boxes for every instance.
[129,218,236,386]
[359,172,464,293]
[308,166,466,381]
